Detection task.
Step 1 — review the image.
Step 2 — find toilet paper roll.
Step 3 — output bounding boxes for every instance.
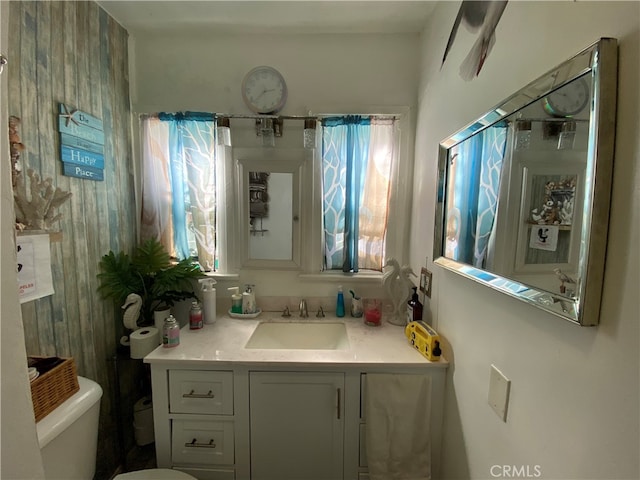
[130,327,160,359]
[133,396,155,446]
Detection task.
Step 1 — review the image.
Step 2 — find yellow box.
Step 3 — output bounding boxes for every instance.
[404,321,442,361]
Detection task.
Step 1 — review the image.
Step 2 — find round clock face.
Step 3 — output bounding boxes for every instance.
[241,66,287,114]
[542,78,590,117]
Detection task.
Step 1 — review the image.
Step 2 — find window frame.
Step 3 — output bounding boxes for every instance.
[301,107,413,280]
[136,108,414,283]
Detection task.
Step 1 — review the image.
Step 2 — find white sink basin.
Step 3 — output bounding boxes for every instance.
[245,322,350,350]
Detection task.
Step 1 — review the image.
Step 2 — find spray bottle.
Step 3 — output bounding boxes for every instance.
[200,278,217,324]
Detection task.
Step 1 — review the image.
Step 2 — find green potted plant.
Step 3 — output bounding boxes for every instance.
[97,238,205,328]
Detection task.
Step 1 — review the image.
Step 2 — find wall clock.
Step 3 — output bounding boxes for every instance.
[542,77,590,117]
[241,66,288,114]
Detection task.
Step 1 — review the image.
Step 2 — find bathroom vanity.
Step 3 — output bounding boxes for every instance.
[145,315,448,480]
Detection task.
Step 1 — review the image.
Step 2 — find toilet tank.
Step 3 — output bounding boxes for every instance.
[37,376,103,480]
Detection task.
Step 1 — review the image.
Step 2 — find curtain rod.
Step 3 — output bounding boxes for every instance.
[139,113,399,121]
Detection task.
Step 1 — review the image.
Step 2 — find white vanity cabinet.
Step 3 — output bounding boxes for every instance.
[146,318,448,480]
[151,365,445,480]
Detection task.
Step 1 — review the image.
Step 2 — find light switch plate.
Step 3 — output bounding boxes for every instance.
[488,364,511,422]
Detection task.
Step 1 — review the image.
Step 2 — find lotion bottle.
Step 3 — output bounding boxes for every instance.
[242,284,256,314]
[336,285,345,317]
[200,278,217,324]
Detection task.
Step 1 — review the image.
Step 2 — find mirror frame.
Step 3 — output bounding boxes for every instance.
[235,148,310,270]
[433,38,617,326]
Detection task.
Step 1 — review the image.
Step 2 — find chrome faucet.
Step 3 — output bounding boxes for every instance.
[299,299,309,318]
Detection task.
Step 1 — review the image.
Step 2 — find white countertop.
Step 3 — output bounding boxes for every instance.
[144,314,448,369]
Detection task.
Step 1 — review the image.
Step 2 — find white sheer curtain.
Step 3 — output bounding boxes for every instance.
[359,118,395,270]
[140,118,173,250]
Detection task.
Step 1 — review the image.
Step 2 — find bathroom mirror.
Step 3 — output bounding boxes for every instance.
[433,38,617,326]
[235,148,309,269]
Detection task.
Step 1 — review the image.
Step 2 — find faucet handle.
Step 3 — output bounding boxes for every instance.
[282,306,291,317]
[316,306,325,318]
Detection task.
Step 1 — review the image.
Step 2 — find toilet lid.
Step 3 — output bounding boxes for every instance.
[115,468,197,480]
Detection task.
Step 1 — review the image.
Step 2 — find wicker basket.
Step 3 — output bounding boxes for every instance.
[28,356,79,422]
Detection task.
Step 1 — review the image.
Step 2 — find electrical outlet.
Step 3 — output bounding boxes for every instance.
[420,267,432,298]
[488,364,511,422]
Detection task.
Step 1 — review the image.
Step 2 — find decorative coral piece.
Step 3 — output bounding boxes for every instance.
[9,116,25,188]
[14,169,72,231]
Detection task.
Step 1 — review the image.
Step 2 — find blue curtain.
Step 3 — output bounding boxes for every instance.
[157,112,216,262]
[473,126,507,267]
[321,116,371,272]
[448,125,506,267]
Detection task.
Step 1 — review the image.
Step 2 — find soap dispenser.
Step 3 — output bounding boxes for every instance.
[336,285,345,318]
[406,286,423,324]
[228,287,243,314]
[242,284,257,314]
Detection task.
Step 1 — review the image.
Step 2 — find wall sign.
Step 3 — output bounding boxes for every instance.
[58,104,105,181]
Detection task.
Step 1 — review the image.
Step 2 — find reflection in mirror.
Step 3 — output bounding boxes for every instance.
[434,38,617,326]
[235,148,306,270]
[249,172,293,261]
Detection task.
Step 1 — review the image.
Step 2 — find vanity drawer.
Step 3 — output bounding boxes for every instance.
[171,419,234,466]
[169,370,233,415]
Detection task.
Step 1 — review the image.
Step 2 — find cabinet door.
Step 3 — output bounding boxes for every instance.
[249,372,344,480]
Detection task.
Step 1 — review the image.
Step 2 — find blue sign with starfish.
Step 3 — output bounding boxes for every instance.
[58,103,105,181]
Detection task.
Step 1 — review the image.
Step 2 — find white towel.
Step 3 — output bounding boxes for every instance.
[365,373,432,480]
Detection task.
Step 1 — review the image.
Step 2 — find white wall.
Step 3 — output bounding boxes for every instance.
[131,32,419,299]
[0,1,45,478]
[412,2,639,479]
[132,32,419,115]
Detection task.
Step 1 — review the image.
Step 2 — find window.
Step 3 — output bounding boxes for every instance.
[320,116,399,273]
[140,111,410,278]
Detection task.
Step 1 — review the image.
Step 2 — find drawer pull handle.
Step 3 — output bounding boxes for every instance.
[185,438,216,448]
[183,389,214,399]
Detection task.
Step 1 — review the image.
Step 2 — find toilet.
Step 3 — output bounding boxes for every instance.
[37,375,195,480]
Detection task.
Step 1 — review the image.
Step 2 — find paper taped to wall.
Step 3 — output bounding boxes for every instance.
[17,234,54,303]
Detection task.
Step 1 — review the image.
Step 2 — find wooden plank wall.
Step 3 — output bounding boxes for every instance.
[8,2,137,477]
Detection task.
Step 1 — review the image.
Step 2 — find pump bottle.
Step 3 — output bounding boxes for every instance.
[407,286,423,324]
[242,284,256,314]
[228,287,243,314]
